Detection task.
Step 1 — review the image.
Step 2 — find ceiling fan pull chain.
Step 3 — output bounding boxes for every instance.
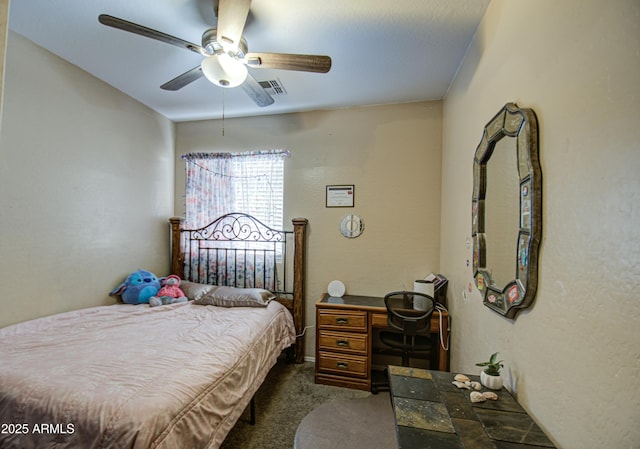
[222,89,225,137]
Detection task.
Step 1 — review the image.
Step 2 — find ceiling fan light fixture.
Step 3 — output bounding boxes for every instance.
[201,54,248,88]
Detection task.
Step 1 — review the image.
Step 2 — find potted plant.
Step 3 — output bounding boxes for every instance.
[476,352,504,390]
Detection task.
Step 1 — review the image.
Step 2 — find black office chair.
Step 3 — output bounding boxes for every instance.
[371,291,435,394]
[380,290,435,366]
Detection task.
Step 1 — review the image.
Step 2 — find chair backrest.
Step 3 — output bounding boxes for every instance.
[384,291,435,336]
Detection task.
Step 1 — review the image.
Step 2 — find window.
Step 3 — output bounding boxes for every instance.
[182,150,287,229]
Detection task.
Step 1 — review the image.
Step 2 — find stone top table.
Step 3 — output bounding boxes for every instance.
[388,366,556,449]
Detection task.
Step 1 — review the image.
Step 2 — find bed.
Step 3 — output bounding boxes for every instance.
[0,213,308,449]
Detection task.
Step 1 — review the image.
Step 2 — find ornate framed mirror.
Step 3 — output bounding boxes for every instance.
[472,103,541,318]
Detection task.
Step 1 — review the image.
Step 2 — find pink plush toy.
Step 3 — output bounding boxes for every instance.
[149,275,188,307]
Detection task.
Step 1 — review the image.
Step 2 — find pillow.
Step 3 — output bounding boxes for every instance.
[194,286,276,307]
[180,281,215,301]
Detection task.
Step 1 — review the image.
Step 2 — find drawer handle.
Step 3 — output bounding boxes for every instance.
[336,362,349,369]
[336,339,350,347]
[336,317,349,324]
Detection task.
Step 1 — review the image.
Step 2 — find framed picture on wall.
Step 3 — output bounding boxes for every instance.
[326,185,355,207]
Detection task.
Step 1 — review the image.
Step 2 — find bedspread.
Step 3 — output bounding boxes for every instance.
[0,301,295,449]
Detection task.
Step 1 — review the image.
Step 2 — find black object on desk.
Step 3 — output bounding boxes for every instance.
[389,366,556,449]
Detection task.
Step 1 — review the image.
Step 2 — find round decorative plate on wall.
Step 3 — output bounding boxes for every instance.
[340,214,364,238]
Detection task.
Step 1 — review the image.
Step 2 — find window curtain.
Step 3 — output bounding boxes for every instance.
[182,150,288,229]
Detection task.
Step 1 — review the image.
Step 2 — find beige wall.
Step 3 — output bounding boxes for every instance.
[175,101,443,356]
[0,32,175,327]
[441,1,640,448]
[0,0,8,125]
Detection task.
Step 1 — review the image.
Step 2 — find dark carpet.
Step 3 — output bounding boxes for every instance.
[219,361,379,449]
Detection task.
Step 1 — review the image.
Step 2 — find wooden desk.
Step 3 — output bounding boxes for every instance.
[315,294,450,391]
[389,366,555,448]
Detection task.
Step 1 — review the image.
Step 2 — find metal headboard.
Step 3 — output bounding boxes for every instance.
[174,213,293,295]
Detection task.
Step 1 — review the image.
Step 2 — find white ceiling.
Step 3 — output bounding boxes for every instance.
[8,0,490,122]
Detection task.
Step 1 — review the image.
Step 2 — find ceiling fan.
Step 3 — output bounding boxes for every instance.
[98,0,332,107]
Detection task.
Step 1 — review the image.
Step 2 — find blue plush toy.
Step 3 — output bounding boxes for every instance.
[109,269,161,305]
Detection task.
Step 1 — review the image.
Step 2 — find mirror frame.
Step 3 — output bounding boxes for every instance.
[472,103,542,318]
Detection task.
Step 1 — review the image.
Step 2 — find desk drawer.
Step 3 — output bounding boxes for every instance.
[371,312,440,329]
[317,309,367,332]
[371,312,387,327]
[318,330,367,354]
[317,351,368,378]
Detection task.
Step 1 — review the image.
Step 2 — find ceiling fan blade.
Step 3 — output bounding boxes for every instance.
[216,0,251,50]
[241,74,274,107]
[244,53,331,73]
[98,14,205,55]
[161,66,204,91]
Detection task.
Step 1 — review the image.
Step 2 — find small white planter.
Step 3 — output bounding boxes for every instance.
[480,371,503,390]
